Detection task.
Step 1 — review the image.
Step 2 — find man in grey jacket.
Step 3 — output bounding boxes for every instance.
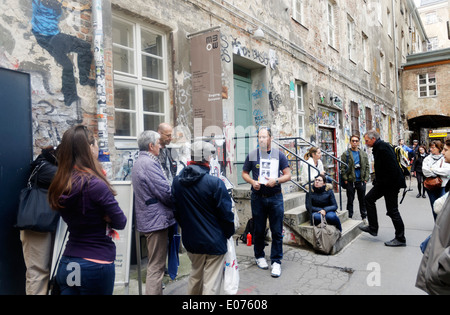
[416,139,450,295]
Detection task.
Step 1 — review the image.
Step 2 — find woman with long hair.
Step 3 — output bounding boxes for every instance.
[301,147,326,185]
[48,125,127,295]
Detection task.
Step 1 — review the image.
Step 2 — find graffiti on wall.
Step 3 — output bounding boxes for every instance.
[1,0,96,154]
[32,0,94,106]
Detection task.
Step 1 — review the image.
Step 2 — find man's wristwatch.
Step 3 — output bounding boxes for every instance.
[276,179,279,186]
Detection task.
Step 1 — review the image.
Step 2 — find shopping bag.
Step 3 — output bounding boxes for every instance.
[223,237,239,295]
[312,215,341,255]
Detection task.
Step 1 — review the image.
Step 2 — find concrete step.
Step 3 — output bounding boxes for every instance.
[283,191,306,211]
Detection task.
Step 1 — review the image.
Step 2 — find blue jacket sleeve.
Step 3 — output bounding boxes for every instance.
[213,179,235,239]
[324,190,338,213]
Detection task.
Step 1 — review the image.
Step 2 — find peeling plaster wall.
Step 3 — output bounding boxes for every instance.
[0,0,110,157]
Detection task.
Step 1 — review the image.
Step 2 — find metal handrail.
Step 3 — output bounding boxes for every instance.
[232,134,349,210]
[273,138,347,211]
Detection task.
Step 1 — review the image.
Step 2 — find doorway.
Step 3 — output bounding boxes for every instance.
[234,73,253,185]
[0,68,33,294]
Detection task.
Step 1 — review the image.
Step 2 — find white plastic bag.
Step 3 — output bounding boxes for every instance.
[223,237,239,295]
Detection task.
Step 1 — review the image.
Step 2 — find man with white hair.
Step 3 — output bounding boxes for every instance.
[360,130,406,247]
[132,130,176,294]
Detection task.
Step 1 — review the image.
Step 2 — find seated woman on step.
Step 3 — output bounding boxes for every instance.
[305,175,342,232]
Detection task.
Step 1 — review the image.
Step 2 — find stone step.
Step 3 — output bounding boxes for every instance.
[283,191,306,211]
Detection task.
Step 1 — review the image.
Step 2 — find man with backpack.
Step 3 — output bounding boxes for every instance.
[360,130,407,247]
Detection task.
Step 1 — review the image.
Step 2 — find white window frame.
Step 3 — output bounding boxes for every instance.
[293,0,305,25]
[427,37,439,51]
[296,82,305,138]
[347,15,355,61]
[380,51,386,86]
[362,32,369,72]
[327,1,336,47]
[112,15,169,141]
[418,73,437,98]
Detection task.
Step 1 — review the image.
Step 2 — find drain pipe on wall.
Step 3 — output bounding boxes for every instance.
[92,0,112,176]
[392,0,402,141]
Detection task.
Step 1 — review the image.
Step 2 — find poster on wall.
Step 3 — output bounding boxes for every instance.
[189,29,223,136]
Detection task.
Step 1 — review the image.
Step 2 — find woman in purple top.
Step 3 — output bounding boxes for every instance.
[48,125,127,295]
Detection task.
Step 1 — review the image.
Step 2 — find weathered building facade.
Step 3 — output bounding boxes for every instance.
[0,0,434,294]
[0,0,427,185]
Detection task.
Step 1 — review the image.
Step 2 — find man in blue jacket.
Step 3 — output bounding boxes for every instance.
[172,141,234,295]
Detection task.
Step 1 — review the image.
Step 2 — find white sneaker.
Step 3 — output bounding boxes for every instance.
[255,257,269,270]
[271,262,281,278]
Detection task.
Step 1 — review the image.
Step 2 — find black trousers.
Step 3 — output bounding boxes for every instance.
[365,184,406,242]
[33,31,93,105]
[345,181,367,219]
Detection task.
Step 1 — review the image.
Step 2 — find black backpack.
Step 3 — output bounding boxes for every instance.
[239,218,268,244]
[240,218,254,243]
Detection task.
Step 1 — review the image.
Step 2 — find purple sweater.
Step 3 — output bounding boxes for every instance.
[59,173,127,261]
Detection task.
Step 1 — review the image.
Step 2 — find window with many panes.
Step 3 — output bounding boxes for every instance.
[418,73,437,98]
[296,83,305,138]
[112,15,168,139]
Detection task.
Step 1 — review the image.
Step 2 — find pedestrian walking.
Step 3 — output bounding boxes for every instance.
[422,140,450,221]
[411,145,428,198]
[306,174,342,232]
[20,146,58,295]
[340,135,369,222]
[172,141,235,295]
[359,130,407,247]
[132,130,176,295]
[48,125,127,295]
[416,138,450,295]
[241,127,291,277]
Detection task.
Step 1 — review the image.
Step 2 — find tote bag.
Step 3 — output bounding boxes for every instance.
[223,237,239,295]
[312,215,341,255]
[16,163,59,232]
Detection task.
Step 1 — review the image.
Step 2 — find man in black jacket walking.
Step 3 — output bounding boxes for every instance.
[360,130,407,247]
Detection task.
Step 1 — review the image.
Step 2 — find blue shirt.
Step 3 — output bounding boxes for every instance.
[351,150,361,181]
[243,148,290,195]
[32,0,61,36]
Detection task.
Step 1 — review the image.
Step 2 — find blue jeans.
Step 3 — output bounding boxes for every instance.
[56,256,115,295]
[251,193,284,264]
[425,187,445,221]
[312,212,342,232]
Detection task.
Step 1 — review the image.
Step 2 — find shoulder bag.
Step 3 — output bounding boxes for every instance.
[424,159,443,191]
[312,214,341,255]
[16,162,59,232]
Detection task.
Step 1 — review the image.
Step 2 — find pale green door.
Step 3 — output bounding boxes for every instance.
[234,75,253,184]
